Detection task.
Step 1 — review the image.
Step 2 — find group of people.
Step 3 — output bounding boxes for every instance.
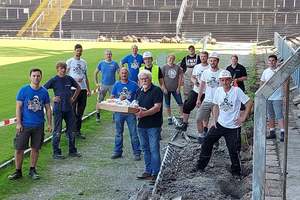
[8,43,284,182]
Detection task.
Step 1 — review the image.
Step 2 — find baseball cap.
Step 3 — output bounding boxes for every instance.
[143,51,152,58]
[219,70,232,79]
[209,52,219,59]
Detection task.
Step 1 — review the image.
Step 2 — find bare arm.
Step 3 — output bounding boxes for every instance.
[177,70,183,93]
[191,75,198,85]
[212,104,219,128]
[196,81,206,106]
[85,72,91,96]
[235,99,253,126]
[236,76,247,82]
[45,103,52,132]
[71,84,81,103]
[94,68,100,86]
[16,101,23,133]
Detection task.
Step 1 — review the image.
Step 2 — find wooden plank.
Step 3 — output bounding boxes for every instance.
[96,102,140,113]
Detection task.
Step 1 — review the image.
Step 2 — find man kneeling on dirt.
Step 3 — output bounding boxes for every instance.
[192,70,253,176]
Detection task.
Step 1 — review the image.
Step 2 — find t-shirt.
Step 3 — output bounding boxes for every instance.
[66,57,88,90]
[213,86,250,129]
[260,67,283,100]
[226,63,247,92]
[192,63,210,93]
[180,54,200,73]
[136,84,163,128]
[161,64,182,92]
[112,80,139,102]
[16,85,50,128]
[121,54,143,83]
[97,60,119,86]
[201,68,221,102]
[44,75,79,112]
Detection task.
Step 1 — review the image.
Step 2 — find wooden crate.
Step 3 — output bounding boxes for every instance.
[96,102,139,113]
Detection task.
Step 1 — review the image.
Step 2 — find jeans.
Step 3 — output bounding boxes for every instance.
[197,122,241,175]
[52,110,77,155]
[138,127,161,175]
[114,113,141,156]
[72,90,87,133]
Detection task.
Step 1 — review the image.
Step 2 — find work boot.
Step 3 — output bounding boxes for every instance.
[136,172,152,180]
[53,154,65,160]
[266,130,276,139]
[111,153,122,159]
[280,131,284,142]
[69,152,82,158]
[175,122,188,131]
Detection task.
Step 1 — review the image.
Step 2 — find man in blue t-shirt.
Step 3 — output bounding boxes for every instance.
[44,62,82,159]
[94,49,119,121]
[110,67,141,160]
[9,68,52,180]
[120,44,143,83]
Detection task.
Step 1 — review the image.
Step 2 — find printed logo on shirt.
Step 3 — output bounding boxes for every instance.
[28,95,42,112]
[186,58,197,67]
[220,95,234,112]
[120,87,132,100]
[206,77,219,88]
[167,68,177,79]
[131,60,139,69]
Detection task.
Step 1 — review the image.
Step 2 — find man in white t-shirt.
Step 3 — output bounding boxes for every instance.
[260,54,285,142]
[66,44,91,139]
[195,52,221,143]
[176,51,209,131]
[192,70,253,176]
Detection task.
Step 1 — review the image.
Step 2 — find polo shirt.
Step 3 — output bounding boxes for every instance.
[136,84,163,128]
[226,63,247,92]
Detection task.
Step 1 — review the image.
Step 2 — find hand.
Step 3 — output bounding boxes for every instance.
[47,124,52,133]
[176,88,180,94]
[53,96,61,103]
[16,123,23,134]
[196,99,202,107]
[136,109,146,118]
[87,89,91,97]
[163,88,168,94]
[120,95,126,100]
[234,115,246,126]
[211,120,217,128]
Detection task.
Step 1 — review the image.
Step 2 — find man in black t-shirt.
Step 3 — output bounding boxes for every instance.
[135,69,163,183]
[180,45,201,100]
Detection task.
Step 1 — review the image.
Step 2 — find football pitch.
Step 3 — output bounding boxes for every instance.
[0,38,196,164]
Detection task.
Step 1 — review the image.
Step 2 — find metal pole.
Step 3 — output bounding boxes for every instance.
[282,78,290,200]
[59,0,62,39]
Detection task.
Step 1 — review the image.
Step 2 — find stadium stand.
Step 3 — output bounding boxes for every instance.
[0,0,299,41]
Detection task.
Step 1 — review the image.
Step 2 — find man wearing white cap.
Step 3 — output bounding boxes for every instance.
[192,70,253,176]
[196,52,221,143]
[140,51,164,88]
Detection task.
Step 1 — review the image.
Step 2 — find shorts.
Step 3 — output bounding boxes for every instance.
[98,84,113,102]
[183,68,193,96]
[183,91,204,114]
[14,126,44,150]
[267,100,283,120]
[196,101,214,121]
[164,91,183,108]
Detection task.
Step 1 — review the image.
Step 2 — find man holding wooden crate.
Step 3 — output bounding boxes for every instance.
[110,67,141,160]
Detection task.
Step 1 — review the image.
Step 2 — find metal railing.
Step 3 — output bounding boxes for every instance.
[176,0,188,36]
[252,35,300,199]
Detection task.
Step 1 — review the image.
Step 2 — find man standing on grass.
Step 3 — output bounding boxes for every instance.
[94,49,119,122]
[9,68,52,180]
[44,62,82,159]
[120,44,143,83]
[110,67,141,160]
[67,44,91,139]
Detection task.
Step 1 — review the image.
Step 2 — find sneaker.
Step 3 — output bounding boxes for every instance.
[149,175,158,185]
[29,169,40,180]
[111,154,122,159]
[133,154,141,161]
[53,154,65,160]
[8,170,22,180]
[96,113,100,122]
[266,130,276,139]
[167,117,173,125]
[75,132,86,139]
[69,152,82,157]
[175,122,188,131]
[280,131,284,142]
[136,172,152,180]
